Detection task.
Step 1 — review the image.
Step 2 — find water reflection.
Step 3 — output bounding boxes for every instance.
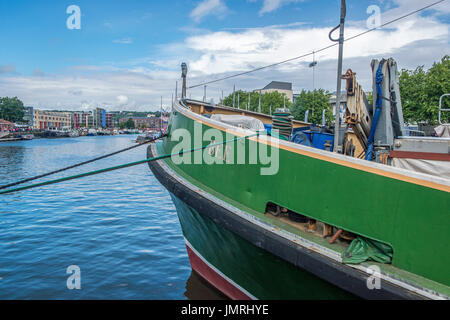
[184,270,228,300]
[0,136,192,299]
[0,146,26,180]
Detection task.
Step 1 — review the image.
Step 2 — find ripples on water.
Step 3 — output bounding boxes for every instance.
[0,135,224,299]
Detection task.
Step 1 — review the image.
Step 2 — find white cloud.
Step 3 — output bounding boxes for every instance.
[0,65,16,74]
[183,19,447,77]
[116,95,129,104]
[190,0,228,22]
[0,0,448,111]
[0,68,178,112]
[181,0,448,84]
[260,0,282,14]
[259,0,304,15]
[113,38,133,44]
[33,69,45,77]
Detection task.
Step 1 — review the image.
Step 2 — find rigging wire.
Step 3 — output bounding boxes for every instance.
[187,0,445,90]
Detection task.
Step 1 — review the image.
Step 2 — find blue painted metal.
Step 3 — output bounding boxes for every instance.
[365,62,385,161]
[101,109,106,128]
[310,131,334,150]
[291,131,312,147]
[291,127,334,151]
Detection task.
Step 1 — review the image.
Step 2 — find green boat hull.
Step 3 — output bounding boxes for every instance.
[149,101,450,299]
[171,193,356,299]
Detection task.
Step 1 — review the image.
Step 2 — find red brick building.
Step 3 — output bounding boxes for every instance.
[0,119,15,132]
[119,117,161,130]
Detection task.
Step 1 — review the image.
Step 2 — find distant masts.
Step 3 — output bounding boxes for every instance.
[160,96,163,133]
[232,85,236,108]
[309,51,317,119]
[237,92,240,109]
[258,91,261,113]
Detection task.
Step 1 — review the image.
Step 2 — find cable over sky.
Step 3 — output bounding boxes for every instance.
[187,0,446,90]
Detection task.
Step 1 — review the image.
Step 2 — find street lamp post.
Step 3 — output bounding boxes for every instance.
[181,63,188,99]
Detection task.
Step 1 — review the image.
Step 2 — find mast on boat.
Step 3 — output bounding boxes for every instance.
[330,0,346,153]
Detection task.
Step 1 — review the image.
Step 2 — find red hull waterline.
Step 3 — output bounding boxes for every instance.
[185,239,256,300]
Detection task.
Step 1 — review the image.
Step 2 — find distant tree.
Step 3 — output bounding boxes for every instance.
[118,118,135,129]
[399,55,449,124]
[292,89,332,124]
[399,66,428,124]
[260,91,292,114]
[0,97,24,122]
[222,90,291,115]
[126,118,135,129]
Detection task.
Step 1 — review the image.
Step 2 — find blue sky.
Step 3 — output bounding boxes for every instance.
[0,0,448,111]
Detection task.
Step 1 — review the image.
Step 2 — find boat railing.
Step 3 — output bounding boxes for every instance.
[438,93,450,125]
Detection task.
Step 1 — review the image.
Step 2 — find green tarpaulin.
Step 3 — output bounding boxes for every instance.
[342,237,393,264]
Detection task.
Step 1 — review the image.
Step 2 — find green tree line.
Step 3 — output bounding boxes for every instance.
[399,55,449,125]
[0,97,24,122]
[2,55,447,127]
[222,90,292,115]
[291,89,333,124]
[119,118,135,129]
[221,89,332,124]
[221,55,449,126]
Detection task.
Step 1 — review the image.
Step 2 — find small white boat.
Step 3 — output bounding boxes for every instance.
[87,129,97,136]
[69,130,80,137]
[19,134,34,140]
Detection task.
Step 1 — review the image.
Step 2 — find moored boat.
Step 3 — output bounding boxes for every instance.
[18,134,34,140]
[86,129,97,136]
[69,130,80,138]
[147,58,449,299]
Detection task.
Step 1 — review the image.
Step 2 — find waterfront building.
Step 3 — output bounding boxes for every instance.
[105,111,120,128]
[0,119,15,132]
[119,116,161,130]
[93,107,106,128]
[22,106,34,127]
[32,109,72,130]
[72,111,93,128]
[256,81,294,103]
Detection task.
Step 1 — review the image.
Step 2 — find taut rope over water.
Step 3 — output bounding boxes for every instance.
[0,134,167,191]
[0,133,259,195]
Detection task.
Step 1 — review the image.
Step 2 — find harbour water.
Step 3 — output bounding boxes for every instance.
[0,135,225,299]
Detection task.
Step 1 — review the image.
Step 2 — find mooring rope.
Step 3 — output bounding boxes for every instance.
[0,134,167,191]
[0,132,259,195]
